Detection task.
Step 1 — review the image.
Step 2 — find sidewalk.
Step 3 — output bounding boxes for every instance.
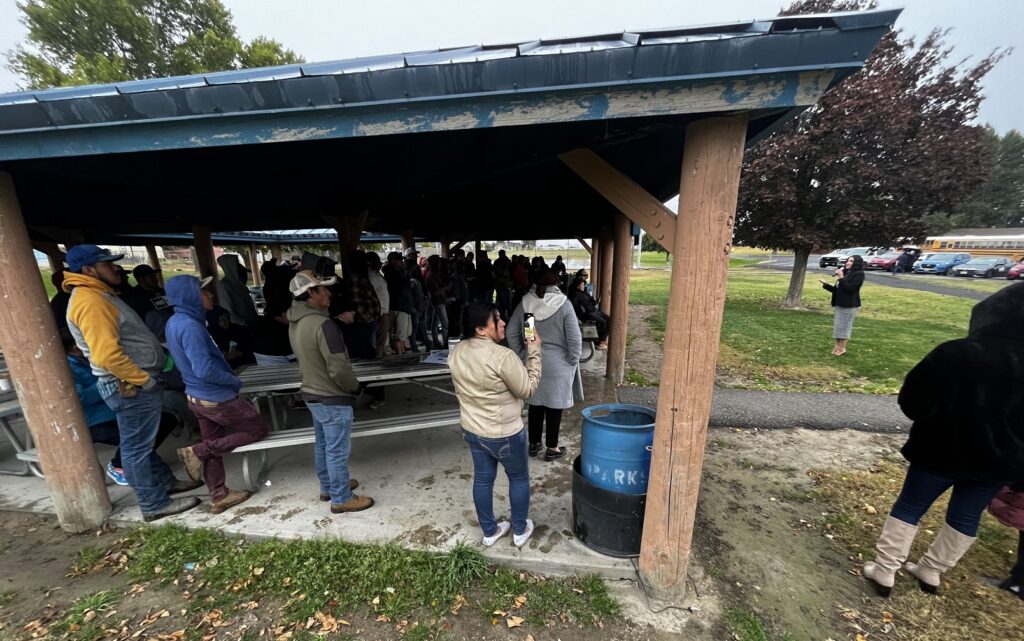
[616,386,911,433]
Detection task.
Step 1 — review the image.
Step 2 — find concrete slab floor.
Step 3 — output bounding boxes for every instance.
[0,349,631,577]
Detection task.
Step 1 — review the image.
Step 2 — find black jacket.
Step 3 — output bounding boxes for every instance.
[898,282,1024,482]
[822,270,863,308]
[569,289,598,319]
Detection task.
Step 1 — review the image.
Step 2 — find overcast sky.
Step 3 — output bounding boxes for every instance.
[0,0,1019,132]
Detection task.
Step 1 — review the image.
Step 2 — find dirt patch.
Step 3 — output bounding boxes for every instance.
[624,304,663,384]
[276,508,304,521]
[698,427,905,640]
[416,474,435,488]
[225,505,270,525]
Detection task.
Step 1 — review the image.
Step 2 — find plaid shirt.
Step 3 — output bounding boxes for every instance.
[348,277,381,323]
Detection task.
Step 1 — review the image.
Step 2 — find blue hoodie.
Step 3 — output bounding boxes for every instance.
[165,276,241,402]
[67,353,117,426]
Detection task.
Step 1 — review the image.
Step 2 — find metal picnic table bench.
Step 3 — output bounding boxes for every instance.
[233,352,460,491]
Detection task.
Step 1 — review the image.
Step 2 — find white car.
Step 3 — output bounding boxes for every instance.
[819,247,874,269]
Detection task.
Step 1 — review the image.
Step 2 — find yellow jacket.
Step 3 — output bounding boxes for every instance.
[64,273,165,386]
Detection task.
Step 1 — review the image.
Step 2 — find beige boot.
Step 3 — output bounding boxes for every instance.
[862,516,919,597]
[904,524,977,593]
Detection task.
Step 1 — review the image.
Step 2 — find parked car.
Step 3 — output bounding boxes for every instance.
[866,251,901,271]
[913,252,971,275]
[1005,260,1024,280]
[951,256,1016,278]
[819,246,874,268]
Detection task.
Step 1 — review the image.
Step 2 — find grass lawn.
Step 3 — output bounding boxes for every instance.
[630,268,977,394]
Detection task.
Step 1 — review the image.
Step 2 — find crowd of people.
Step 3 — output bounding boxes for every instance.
[49,243,607,525]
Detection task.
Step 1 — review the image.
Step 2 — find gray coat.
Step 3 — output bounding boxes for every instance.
[507,290,584,409]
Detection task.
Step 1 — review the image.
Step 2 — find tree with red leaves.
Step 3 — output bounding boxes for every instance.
[735,0,1006,307]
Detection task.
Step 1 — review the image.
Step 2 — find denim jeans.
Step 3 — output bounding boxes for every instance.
[100,382,174,514]
[189,397,269,501]
[462,427,530,536]
[432,304,449,347]
[890,465,1005,536]
[308,402,354,505]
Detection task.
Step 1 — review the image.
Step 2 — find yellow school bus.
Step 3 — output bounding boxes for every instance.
[923,234,1024,262]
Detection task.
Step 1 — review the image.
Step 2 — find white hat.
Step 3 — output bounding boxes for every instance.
[289,269,338,297]
[402,247,420,258]
[199,276,215,289]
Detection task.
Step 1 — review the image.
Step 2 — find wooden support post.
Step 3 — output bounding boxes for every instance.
[401,230,416,250]
[0,172,112,531]
[605,213,632,383]
[192,225,217,279]
[269,244,283,264]
[599,227,613,314]
[440,236,451,259]
[248,244,263,287]
[145,245,164,288]
[590,238,599,285]
[324,211,368,278]
[576,238,592,255]
[474,239,482,261]
[638,114,748,602]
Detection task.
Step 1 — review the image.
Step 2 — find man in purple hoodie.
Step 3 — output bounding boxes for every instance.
[164,275,268,514]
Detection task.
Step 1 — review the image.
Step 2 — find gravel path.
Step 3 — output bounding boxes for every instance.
[615,386,911,434]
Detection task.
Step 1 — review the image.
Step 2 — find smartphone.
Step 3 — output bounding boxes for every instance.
[523,313,536,343]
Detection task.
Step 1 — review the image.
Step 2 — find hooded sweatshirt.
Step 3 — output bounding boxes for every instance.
[64,272,165,386]
[164,276,241,403]
[287,299,359,404]
[898,282,1024,482]
[215,255,258,327]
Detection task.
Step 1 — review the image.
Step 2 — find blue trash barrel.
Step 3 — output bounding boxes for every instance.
[580,403,656,495]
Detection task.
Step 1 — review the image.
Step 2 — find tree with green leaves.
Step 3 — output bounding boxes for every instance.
[734,0,1005,307]
[7,0,303,89]
[953,128,1024,229]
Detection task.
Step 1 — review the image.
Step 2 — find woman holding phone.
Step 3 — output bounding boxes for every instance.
[507,269,583,461]
[818,255,865,356]
[449,303,542,548]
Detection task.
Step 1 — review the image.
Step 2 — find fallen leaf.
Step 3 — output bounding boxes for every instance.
[375,615,391,623]
[83,610,97,623]
[450,594,466,615]
[253,567,265,576]
[493,609,508,617]
[514,595,527,609]
[371,596,380,606]
[882,611,893,623]
[526,635,535,641]
[864,505,878,515]
[856,635,868,641]
[153,565,163,574]
[506,616,525,628]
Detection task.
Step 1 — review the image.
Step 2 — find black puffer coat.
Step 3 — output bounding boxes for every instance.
[898,282,1024,482]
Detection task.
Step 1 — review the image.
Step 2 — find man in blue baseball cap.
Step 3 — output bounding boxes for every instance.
[63,244,202,521]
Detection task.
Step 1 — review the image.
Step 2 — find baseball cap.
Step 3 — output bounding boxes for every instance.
[132,264,159,279]
[403,247,420,258]
[386,251,403,262]
[289,269,337,297]
[66,244,124,273]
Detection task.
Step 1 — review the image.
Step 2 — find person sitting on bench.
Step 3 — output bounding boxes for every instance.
[568,277,609,350]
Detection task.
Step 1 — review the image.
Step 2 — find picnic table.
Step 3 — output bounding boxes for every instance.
[236,353,452,429]
[0,394,40,477]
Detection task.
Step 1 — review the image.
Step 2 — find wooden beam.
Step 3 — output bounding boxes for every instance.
[638,114,748,602]
[401,230,416,250]
[559,148,676,251]
[0,172,112,532]
[605,213,632,383]
[590,238,599,285]
[576,237,592,255]
[598,227,613,314]
[192,225,217,279]
[145,245,164,288]
[248,244,263,287]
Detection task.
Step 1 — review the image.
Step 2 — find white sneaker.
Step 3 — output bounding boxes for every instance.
[513,519,535,548]
[482,520,511,547]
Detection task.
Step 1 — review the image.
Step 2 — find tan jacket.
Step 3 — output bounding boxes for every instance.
[448,337,542,438]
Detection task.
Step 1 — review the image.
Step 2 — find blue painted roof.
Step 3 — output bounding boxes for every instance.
[0,9,899,141]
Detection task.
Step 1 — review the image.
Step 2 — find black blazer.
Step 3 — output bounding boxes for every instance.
[822,270,863,308]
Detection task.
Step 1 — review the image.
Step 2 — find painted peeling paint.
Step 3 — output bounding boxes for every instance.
[0,70,838,161]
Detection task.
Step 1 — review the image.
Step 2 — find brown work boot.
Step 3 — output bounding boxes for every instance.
[176,445,203,481]
[210,490,252,514]
[330,494,374,513]
[319,479,359,501]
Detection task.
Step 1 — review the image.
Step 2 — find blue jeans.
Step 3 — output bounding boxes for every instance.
[100,382,173,514]
[308,402,354,505]
[890,465,1005,536]
[462,427,530,537]
[432,304,449,346]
